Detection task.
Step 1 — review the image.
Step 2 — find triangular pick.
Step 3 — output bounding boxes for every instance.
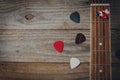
[70,11,80,23]
[53,41,64,53]
[70,57,80,69]
[75,33,86,44]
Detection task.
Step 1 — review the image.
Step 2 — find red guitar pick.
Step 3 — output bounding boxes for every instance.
[53,41,64,53]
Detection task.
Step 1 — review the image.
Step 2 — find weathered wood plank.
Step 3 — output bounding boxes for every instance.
[0,62,89,74]
[0,0,89,13]
[0,62,89,80]
[0,0,90,29]
[0,29,90,62]
[0,29,119,63]
[0,0,119,80]
[0,62,119,80]
[0,72,89,80]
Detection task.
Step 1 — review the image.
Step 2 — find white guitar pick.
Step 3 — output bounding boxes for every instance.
[70,57,80,69]
[98,11,103,17]
[104,9,110,14]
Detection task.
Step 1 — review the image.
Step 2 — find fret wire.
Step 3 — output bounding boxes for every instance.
[92,36,111,38]
[92,50,110,52]
[91,5,111,80]
[91,76,110,79]
[91,5,109,80]
[92,57,109,58]
[91,64,110,66]
[91,76,109,78]
[92,21,109,22]
[91,1,111,80]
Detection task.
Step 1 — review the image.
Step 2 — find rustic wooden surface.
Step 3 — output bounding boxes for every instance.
[0,0,90,62]
[0,0,120,80]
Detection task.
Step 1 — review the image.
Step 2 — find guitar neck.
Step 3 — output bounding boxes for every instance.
[90,3,112,80]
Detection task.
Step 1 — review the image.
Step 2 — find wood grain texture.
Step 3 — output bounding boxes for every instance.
[0,0,120,80]
[0,62,89,80]
[0,62,119,80]
[0,0,90,80]
[0,0,90,29]
[0,29,119,62]
[0,29,90,62]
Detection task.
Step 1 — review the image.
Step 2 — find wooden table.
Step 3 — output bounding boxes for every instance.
[0,0,120,80]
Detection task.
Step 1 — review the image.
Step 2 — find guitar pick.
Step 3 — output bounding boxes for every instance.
[96,12,100,17]
[70,11,80,23]
[96,9,110,20]
[98,11,103,17]
[104,9,110,14]
[70,57,80,69]
[75,33,86,44]
[53,41,64,53]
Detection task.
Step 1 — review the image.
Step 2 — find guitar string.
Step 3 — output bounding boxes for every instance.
[102,5,104,80]
[95,1,106,80]
[93,1,97,80]
[98,5,101,80]
[105,5,110,79]
[99,4,105,80]
[96,5,98,80]
[108,5,111,79]
[103,7,107,79]
[102,6,105,80]
[103,6,106,80]
[93,5,97,80]
[96,1,104,80]
[92,0,111,80]
[92,2,98,80]
[95,4,97,80]
[101,5,104,80]
[94,6,96,80]
[99,5,107,80]
[104,5,110,80]
[91,0,110,80]
[92,1,96,80]
[93,4,97,80]
[100,5,103,80]
[98,5,100,80]
[99,4,110,80]
[92,5,96,80]
[103,6,105,80]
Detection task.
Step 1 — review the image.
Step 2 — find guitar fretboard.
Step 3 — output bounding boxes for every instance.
[90,4,112,80]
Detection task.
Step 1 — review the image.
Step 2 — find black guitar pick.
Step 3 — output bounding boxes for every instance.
[75,33,86,44]
[70,11,80,23]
